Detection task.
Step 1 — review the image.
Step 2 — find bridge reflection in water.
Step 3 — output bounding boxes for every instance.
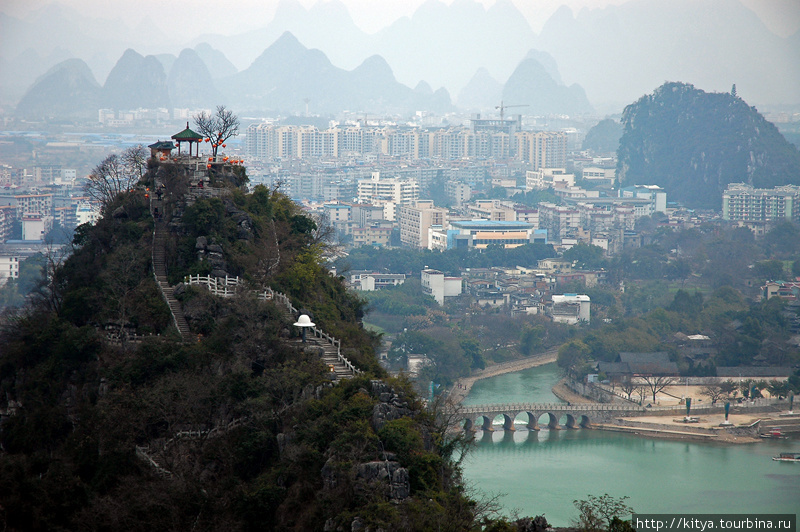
[457,402,644,432]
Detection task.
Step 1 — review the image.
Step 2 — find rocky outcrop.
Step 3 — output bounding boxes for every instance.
[224,200,255,241]
[195,236,230,278]
[369,380,412,432]
[355,460,410,502]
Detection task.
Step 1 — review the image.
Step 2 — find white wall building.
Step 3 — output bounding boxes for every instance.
[0,255,20,286]
[21,213,51,241]
[421,269,462,305]
[76,202,100,226]
[550,294,591,324]
[357,172,419,221]
[525,168,576,191]
[619,185,667,214]
[398,200,447,248]
[358,273,406,291]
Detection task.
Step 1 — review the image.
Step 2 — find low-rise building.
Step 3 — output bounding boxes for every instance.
[550,293,590,324]
[352,224,392,247]
[0,255,20,286]
[443,220,537,250]
[525,168,575,191]
[421,269,462,305]
[357,273,406,291]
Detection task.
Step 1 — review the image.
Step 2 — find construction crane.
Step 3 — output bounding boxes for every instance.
[495,100,529,123]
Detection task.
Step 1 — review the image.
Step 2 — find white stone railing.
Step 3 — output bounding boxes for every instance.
[309,327,361,376]
[185,275,274,301]
[185,275,360,376]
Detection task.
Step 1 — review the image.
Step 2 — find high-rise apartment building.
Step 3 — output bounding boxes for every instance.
[722,183,800,223]
[357,172,419,221]
[398,200,448,248]
[516,131,568,169]
[246,123,569,164]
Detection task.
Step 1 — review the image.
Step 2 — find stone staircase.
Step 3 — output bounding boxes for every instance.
[320,340,355,380]
[184,273,360,380]
[289,336,355,380]
[152,221,192,341]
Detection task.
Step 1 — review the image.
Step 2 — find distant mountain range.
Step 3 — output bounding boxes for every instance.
[2,0,798,117]
[616,82,800,209]
[15,32,597,119]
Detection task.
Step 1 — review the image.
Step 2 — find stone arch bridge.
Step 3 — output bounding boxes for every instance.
[456,402,646,431]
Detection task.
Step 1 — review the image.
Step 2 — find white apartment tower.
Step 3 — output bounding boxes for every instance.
[398,200,448,248]
[357,172,419,221]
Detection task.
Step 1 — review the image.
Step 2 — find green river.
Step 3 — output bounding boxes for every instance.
[459,364,800,526]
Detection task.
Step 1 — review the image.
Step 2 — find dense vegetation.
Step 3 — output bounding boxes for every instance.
[0,161,490,531]
[582,118,623,154]
[617,82,800,209]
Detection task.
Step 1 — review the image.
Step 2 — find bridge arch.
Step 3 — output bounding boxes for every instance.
[513,411,539,430]
[456,402,641,433]
[538,412,559,429]
[560,413,577,429]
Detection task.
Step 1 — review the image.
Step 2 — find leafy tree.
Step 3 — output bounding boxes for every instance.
[461,338,485,370]
[763,222,800,258]
[573,494,634,532]
[753,259,785,281]
[668,289,703,318]
[791,258,800,278]
[194,105,240,158]
[557,340,591,378]
[766,380,790,399]
[563,243,607,269]
[664,258,691,281]
[519,325,545,356]
[510,188,559,207]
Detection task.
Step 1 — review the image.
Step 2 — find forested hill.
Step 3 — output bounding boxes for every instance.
[0,157,480,530]
[616,82,800,209]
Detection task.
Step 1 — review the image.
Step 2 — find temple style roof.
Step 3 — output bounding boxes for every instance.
[148,140,176,150]
[171,122,203,141]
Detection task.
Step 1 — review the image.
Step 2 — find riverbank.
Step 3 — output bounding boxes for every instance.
[555,379,767,443]
[551,378,594,404]
[449,348,559,403]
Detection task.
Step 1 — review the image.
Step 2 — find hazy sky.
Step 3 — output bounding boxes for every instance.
[4,0,799,38]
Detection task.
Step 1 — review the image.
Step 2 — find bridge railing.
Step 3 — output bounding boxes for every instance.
[457,402,646,415]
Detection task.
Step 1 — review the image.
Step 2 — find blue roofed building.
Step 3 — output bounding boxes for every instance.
[428,219,539,251]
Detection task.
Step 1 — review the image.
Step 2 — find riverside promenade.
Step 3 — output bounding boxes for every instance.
[449,347,559,403]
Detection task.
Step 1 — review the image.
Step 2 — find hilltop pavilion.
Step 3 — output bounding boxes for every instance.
[171,122,204,157]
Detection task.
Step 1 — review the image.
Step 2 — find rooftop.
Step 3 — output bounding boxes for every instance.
[451,220,534,230]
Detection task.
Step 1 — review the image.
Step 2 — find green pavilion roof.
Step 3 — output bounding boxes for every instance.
[171,122,203,141]
[148,140,176,150]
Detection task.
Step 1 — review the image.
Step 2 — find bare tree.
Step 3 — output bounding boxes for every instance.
[700,383,726,404]
[84,145,147,212]
[31,239,70,316]
[617,376,638,401]
[193,105,240,158]
[641,375,678,404]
